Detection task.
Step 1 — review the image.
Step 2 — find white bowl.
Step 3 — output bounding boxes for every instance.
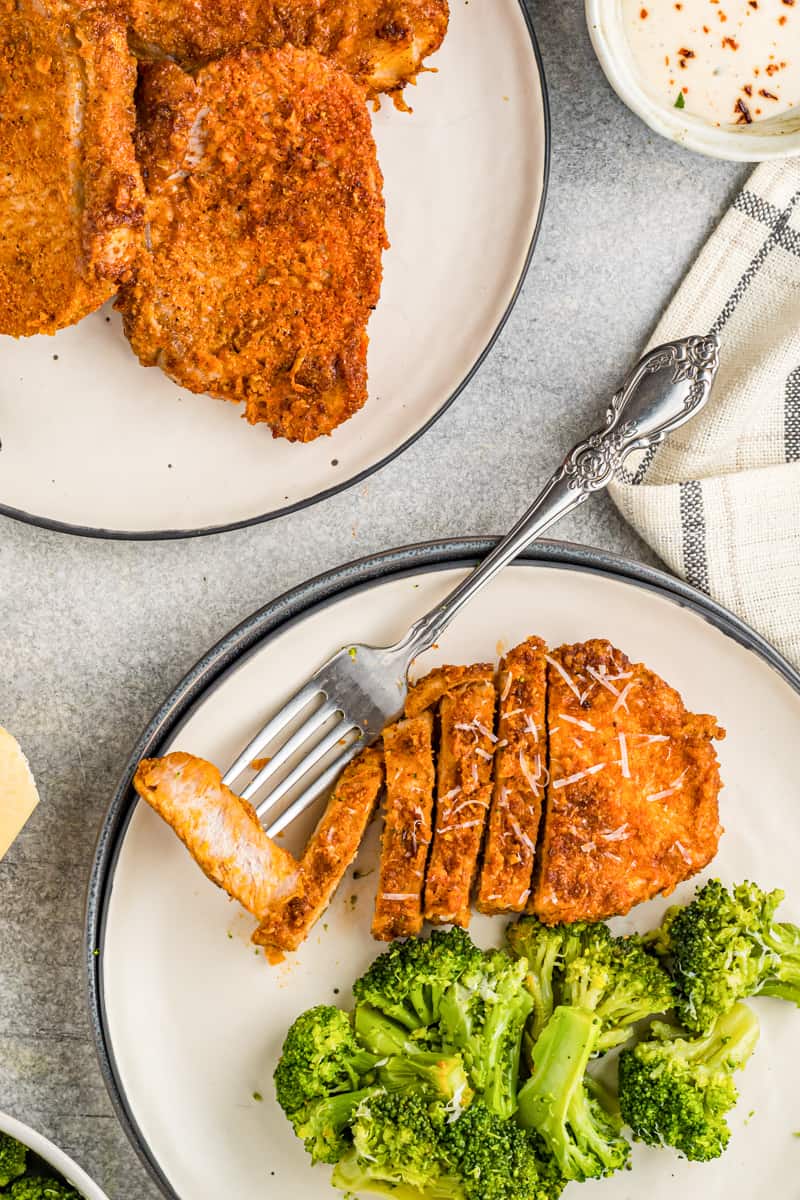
[586,0,800,161]
[0,1111,110,1200]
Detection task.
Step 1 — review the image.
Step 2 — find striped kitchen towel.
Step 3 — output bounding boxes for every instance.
[610,159,800,669]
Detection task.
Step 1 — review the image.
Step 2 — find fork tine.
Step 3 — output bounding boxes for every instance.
[253,715,358,817]
[222,680,322,787]
[264,738,368,838]
[239,699,339,800]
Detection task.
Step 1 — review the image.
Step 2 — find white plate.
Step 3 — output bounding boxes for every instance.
[0,4,548,538]
[0,1111,110,1200]
[89,542,800,1200]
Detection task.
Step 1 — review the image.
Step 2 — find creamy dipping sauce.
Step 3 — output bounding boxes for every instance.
[623,0,800,126]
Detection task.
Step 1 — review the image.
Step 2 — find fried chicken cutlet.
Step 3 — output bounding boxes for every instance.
[0,2,143,337]
[118,46,387,442]
[531,639,725,924]
[124,0,449,101]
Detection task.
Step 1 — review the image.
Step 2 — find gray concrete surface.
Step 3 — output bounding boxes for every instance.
[0,3,747,1197]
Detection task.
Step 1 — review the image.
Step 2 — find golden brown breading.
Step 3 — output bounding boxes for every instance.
[254,745,384,951]
[476,637,547,915]
[133,752,300,917]
[424,679,497,927]
[531,639,725,924]
[124,0,449,101]
[0,2,143,337]
[117,46,387,442]
[372,713,435,940]
[405,663,494,718]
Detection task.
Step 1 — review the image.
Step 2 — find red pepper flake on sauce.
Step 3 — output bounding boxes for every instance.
[735,97,753,122]
[640,6,648,16]
[722,36,740,48]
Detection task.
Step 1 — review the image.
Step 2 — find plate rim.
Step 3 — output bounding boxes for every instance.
[0,3,551,543]
[85,535,800,1198]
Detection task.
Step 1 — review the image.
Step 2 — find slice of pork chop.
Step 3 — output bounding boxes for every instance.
[0,4,143,337]
[125,0,450,102]
[118,45,387,442]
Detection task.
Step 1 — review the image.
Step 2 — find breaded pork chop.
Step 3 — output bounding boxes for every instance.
[133,753,301,917]
[254,745,384,952]
[118,46,386,442]
[0,3,143,337]
[532,639,725,924]
[476,637,547,915]
[125,0,449,101]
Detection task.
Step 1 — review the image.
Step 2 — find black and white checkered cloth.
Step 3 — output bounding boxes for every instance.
[610,161,800,667]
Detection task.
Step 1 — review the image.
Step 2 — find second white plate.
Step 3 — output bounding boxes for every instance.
[0,3,548,537]
[89,542,800,1200]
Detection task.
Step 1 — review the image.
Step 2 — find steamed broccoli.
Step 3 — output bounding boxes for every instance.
[8,1181,81,1200]
[560,925,674,1052]
[654,879,800,1032]
[0,1133,27,1187]
[355,1003,473,1108]
[516,1005,630,1181]
[291,1088,377,1164]
[442,1100,565,1200]
[618,1002,760,1161]
[274,1004,377,1115]
[439,950,533,1119]
[507,918,570,1041]
[352,928,483,1032]
[331,1090,458,1198]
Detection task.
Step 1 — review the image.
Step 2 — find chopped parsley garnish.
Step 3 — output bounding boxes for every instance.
[674,91,686,109]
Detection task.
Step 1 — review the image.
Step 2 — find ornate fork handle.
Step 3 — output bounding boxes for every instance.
[399,334,720,658]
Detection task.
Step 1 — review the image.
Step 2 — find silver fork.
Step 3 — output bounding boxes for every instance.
[224,334,720,836]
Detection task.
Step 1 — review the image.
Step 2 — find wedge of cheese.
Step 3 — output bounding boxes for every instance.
[0,726,40,860]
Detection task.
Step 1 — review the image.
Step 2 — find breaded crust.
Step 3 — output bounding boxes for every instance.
[125,0,449,100]
[254,745,384,951]
[531,640,725,924]
[133,752,300,917]
[0,3,143,336]
[424,678,497,927]
[372,713,435,940]
[476,637,547,915]
[405,663,494,718]
[117,46,387,442]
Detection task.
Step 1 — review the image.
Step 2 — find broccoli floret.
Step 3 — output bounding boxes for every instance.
[507,918,566,1042]
[654,879,800,1032]
[274,1004,377,1116]
[330,1090,460,1198]
[355,1003,473,1109]
[439,950,533,1119]
[618,1002,760,1161]
[291,1087,377,1164]
[560,926,674,1052]
[443,1100,565,1200]
[0,1133,27,1187]
[516,1005,630,1181]
[352,928,483,1032]
[8,1181,81,1200]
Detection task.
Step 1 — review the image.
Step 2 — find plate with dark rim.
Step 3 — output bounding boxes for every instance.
[87,538,800,1199]
[0,3,549,540]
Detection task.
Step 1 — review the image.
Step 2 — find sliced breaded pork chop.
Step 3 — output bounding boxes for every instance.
[125,0,449,102]
[254,745,384,952]
[424,671,497,927]
[133,753,301,917]
[531,639,725,924]
[372,712,435,940]
[0,3,143,337]
[118,46,387,442]
[476,636,547,915]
